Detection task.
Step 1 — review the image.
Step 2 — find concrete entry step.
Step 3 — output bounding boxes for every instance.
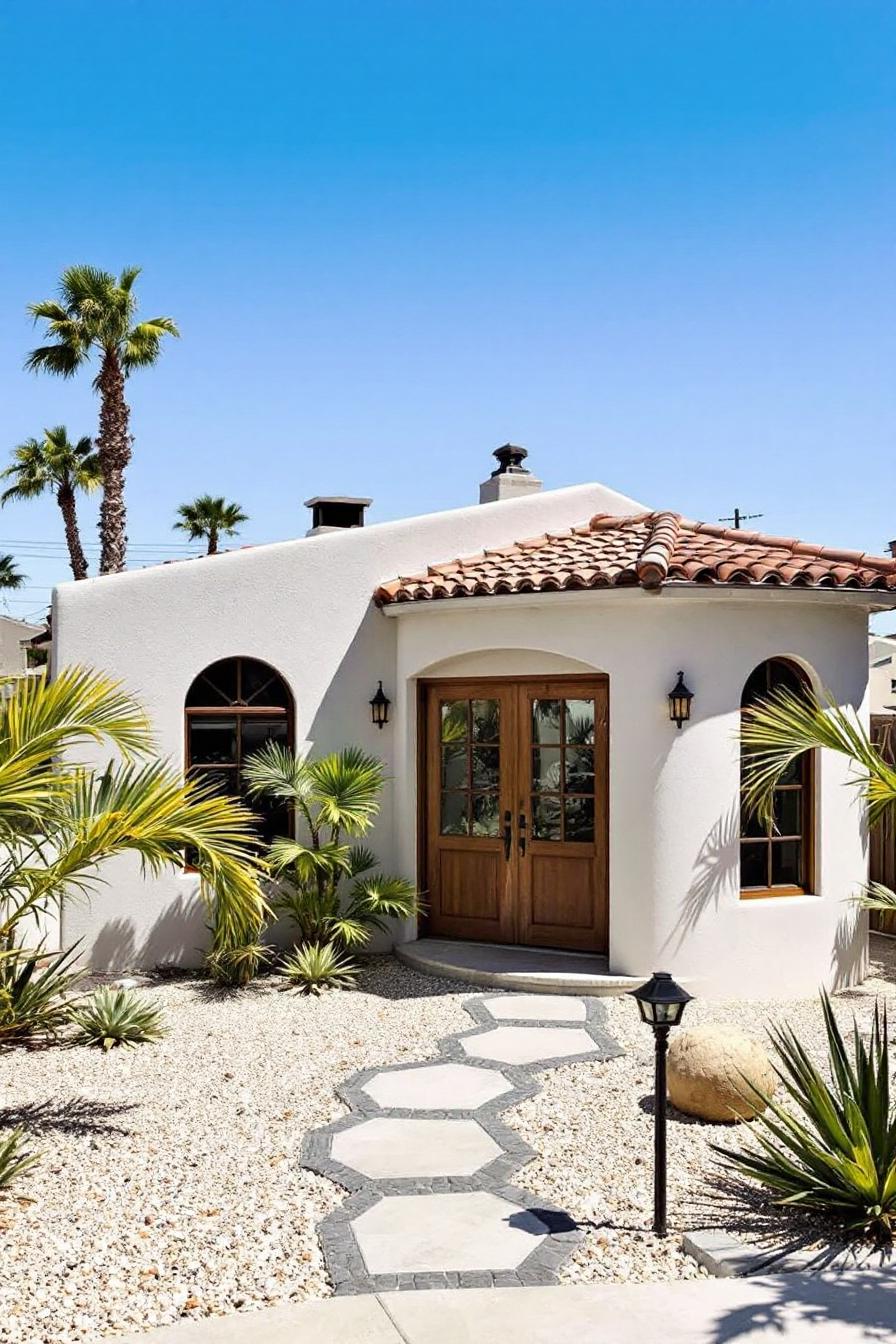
[396,938,644,995]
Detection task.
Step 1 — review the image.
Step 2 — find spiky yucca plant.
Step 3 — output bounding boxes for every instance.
[282,941,358,995]
[0,1127,39,1189]
[0,944,85,1043]
[69,987,166,1051]
[715,992,896,1241]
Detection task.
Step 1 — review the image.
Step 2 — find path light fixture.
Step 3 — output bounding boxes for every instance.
[629,971,693,1236]
[668,671,694,729]
[369,681,391,729]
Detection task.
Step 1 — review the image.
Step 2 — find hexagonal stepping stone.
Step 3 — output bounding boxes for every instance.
[350,1191,549,1274]
[331,1117,503,1179]
[461,1025,596,1065]
[361,1061,512,1111]
[483,994,587,1022]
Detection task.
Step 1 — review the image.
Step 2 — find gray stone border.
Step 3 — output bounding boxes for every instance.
[303,991,623,1294]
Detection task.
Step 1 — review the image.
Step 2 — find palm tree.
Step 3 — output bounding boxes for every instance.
[25,266,179,575]
[174,495,249,555]
[741,685,896,914]
[1,427,101,580]
[0,556,24,590]
[0,666,269,989]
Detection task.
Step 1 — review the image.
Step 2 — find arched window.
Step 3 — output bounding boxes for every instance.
[740,658,814,898]
[185,657,293,846]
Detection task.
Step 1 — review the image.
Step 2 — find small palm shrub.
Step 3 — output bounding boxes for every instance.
[0,1127,39,1189]
[244,744,420,958]
[715,992,896,1241]
[282,941,358,995]
[69,987,166,1051]
[0,944,85,1044]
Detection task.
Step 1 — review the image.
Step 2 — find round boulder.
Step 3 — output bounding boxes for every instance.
[667,1024,777,1122]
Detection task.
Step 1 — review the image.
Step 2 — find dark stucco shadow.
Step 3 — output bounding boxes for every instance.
[668,804,740,949]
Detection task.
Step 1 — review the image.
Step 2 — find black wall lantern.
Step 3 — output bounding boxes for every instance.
[668,671,694,729]
[370,681,391,729]
[629,971,693,1236]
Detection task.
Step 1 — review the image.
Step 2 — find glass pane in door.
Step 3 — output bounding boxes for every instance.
[529,695,596,842]
[439,697,500,836]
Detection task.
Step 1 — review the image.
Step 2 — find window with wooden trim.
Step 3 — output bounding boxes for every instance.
[740,658,814,899]
[185,657,293,849]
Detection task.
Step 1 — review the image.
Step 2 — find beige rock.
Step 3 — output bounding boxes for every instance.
[667,1024,777,1122]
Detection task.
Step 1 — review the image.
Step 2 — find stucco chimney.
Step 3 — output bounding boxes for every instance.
[478,443,543,504]
[304,496,372,536]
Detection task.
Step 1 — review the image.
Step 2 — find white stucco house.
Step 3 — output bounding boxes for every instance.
[52,447,896,998]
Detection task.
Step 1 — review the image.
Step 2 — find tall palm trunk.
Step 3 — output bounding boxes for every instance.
[56,482,89,581]
[96,349,132,575]
[207,526,219,556]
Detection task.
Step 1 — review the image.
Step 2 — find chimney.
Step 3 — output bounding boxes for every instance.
[889,540,896,559]
[304,496,372,536]
[478,443,543,504]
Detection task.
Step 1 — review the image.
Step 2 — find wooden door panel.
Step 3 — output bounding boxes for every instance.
[439,850,502,921]
[529,853,595,930]
[424,681,516,944]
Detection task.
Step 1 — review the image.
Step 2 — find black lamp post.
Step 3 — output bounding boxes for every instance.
[628,971,693,1236]
[668,672,694,729]
[369,681,391,729]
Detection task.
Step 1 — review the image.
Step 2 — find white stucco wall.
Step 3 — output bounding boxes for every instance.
[51,476,883,999]
[52,481,642,970]
[389,588,873,999]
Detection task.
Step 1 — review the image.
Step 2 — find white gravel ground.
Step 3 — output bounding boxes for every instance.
[512,935,896,1285]
[1,937,894,1342]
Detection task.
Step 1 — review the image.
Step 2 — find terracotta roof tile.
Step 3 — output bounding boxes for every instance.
[374,512,896,605]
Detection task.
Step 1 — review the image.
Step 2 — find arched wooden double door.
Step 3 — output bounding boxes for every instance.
[421,676,608,953]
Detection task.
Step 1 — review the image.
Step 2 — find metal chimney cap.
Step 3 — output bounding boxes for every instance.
[491,443,530,477]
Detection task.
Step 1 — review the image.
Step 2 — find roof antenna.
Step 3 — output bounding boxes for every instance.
[720,507,763,530]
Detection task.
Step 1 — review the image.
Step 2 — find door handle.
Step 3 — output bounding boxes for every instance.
[518,811,527,857]
[503,810,512,861]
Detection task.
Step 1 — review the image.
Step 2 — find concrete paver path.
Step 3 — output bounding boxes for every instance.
[301,992,623,1293]
[118,1274,896,1343]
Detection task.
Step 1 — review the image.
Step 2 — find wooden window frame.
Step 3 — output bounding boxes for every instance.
[184,657,294,865]
[739,657,815,901]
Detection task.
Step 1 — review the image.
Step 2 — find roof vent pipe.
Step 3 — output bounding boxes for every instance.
[478,443,543,504]
[305,496,372,536]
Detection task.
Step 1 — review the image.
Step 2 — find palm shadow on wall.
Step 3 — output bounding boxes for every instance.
[89,891,207,972]
[666,804,740,951]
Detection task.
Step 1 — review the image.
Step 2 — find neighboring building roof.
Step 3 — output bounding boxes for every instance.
[375,511,896,605]
[0,614,44,636]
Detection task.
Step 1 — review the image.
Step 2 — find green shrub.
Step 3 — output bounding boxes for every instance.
[69,987,166,1051]
[243,744,420,956]
[715,991,896,1241]
[0,943,85,1044]
[204,940,270,987]
[282,941,358,995]
[0,1127,39,1189]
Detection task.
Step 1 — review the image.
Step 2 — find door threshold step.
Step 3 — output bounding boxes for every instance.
[395,939,644,996]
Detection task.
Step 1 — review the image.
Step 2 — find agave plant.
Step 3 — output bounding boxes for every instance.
[243,743,419,954]
[69,987,166,1051]
[0,1127,39,1190]
[715,992,896,1240]
[740,683,896,914]
[0,944,85,1044]
[282,941,358,995]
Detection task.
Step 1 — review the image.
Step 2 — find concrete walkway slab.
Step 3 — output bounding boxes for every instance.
[460,1024,597,1065]
[114,1274,896,1343]
[361,1061,512,1110]
[331,1116,502,1179]
[483,993,587,1022]
[350,1191,549,1274]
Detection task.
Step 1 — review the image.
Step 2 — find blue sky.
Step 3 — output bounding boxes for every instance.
[0,1,893,624]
